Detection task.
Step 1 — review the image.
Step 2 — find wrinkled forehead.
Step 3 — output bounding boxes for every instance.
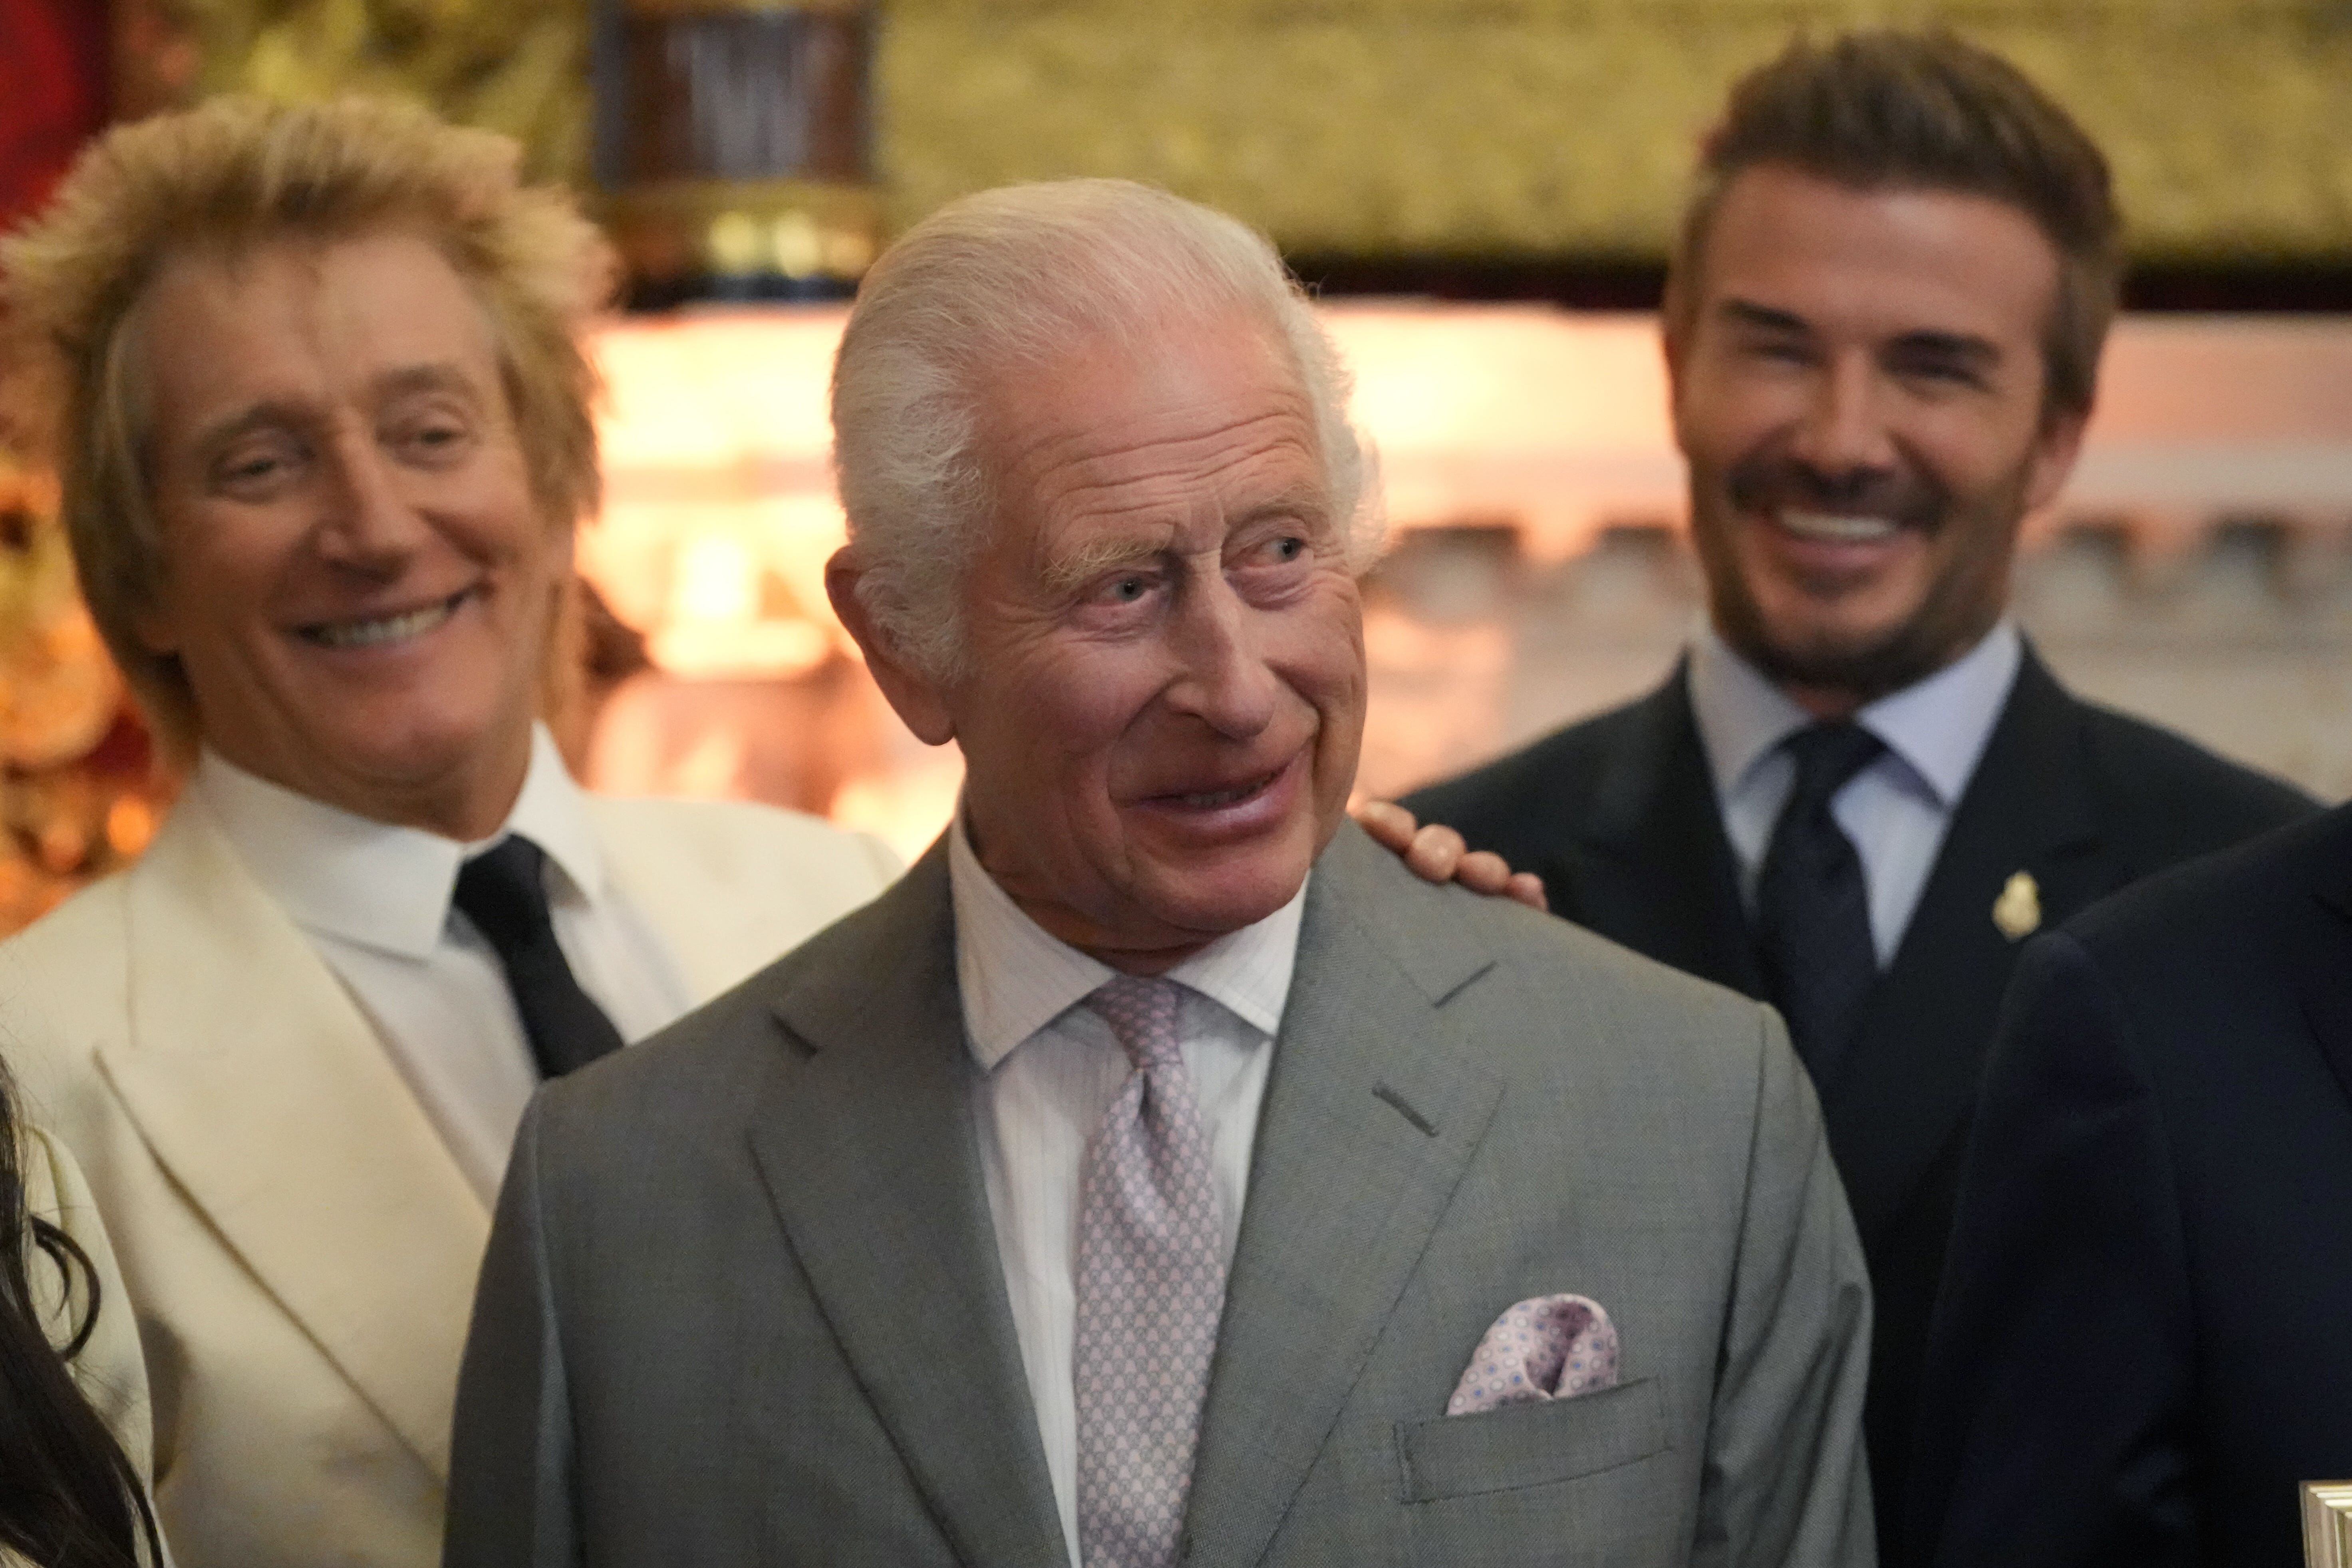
[132,231,509,443]
[971,310,1329,544]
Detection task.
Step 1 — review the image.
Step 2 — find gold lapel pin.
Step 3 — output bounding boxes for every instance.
[1992,870,2042,942]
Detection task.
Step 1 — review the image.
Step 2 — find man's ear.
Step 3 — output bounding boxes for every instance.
[826,546,957,746]
[2022,405,2090,517]
[1659,304,1694,456]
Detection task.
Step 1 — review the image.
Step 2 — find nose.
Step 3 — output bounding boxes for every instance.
[1788,351,1899,482]
[1163,571,1281,741]
[312,426,429,575]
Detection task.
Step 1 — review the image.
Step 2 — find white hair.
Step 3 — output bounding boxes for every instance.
[829,178,1381,681]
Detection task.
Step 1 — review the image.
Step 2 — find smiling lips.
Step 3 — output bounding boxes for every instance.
[1140,749,1303,818]
[1774,510,1905,545]
[1171,771,1279,810]
[297,587,472,650]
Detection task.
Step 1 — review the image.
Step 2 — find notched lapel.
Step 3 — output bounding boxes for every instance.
[2294,847,2352,1117]
[103,805,485,1477]
[1185,829,1506,1568]
[1571,670,1762,997]
[746,849,1066,1568]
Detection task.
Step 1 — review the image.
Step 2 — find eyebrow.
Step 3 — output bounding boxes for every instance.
[373,361,485,407]
[191,399,301,451]
[1042,531,1166,595]
[187,362,486,461]
[1719,297,2002,370]
[1718,298,1814,335]
[1883,329,2003,372]
[1037,486,1333,595]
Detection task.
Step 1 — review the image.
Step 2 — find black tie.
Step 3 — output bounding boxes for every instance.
[1754,721,1887,1083]
[453,835,626,1079]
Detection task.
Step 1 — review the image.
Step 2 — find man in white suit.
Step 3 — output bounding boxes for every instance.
[0,97,898,1567]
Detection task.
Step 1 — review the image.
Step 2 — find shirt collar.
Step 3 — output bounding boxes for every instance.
[192,724,604,962]
[1689,619,2022,810]
[947,809,1306,1072]
[1857,621,2022,807]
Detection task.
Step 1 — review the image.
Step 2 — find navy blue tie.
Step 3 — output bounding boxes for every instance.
[1754,722,1886,1082]
[453,836,626,1079]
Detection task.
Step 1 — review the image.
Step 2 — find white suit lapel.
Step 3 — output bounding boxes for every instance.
[590,795,906,1008]
[99,799,486,1478]
[594,797,837,1005]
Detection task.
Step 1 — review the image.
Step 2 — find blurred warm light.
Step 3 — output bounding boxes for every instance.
[104,795,155,859]
[577,303,2352,846]
[829,748,969,866]
[1324,307,1678,555]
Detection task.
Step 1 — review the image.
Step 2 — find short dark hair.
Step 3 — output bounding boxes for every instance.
[1665,30,2122,420]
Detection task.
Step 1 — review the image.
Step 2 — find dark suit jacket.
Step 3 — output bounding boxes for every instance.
[1403,646,2314,1562]
[1909,804,2352,1567]
[443,824,1875,1567]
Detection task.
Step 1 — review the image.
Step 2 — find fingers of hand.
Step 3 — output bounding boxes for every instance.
[1353,799,1420,851]
[1404,824,1467,883]
[1456,850,1511,893]
[1505,872,1549,912]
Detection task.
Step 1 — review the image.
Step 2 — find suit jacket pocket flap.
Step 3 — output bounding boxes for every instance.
[1395,1376,1667,1502]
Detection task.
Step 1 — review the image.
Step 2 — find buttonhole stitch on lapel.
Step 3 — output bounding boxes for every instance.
[1373,1081,1437,1137]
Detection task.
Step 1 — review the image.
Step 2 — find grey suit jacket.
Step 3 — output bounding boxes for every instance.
[444,822,1874,1567]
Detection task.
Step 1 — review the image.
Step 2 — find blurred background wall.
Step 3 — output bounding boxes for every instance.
[5,0,2352,922]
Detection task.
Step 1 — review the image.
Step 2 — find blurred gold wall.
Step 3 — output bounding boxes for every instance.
[149,0,2352,258]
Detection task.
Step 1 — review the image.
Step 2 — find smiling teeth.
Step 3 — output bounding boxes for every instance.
[1780,511,1899,543]
[307,595,460,649]
[1180,779,1265,809]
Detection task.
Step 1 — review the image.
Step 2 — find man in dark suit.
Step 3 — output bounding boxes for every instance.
[443,177,1875,1567]
[1400,31,2313,1560]
[1908,805,2352,1566]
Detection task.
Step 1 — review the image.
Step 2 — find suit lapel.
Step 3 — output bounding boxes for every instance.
[100,800,485,1477]
[1567,668,1763,996]
[748,845,1066,1567]
[2288,812,2352,1115]
[591,797,841,1006]
[1820,652,2103,1242]
[1185,826,1505,1568]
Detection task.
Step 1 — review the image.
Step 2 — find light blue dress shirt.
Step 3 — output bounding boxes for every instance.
[1687,621,2023,968]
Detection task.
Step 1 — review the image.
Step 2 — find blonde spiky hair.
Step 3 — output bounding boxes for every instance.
[0,94,614,761]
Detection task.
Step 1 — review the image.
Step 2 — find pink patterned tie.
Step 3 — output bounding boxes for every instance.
[1074,975,1227,1568]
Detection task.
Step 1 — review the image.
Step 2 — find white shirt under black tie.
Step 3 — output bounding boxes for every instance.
[192,725,693,1199]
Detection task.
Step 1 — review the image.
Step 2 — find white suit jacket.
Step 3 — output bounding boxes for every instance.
[0,787,898,1568]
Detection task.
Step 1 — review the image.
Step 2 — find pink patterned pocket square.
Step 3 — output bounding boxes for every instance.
[1446,1294,1621,1416]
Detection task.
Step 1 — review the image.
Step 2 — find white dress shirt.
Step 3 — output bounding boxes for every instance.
[948,815,1302,1568]
[193,725,693,1199]
[1688,621,2022,967]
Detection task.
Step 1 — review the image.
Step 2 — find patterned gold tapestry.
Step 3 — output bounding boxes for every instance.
[151,0,2352,259]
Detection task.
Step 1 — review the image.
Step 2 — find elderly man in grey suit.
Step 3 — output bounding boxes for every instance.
[443,179,1875,1568]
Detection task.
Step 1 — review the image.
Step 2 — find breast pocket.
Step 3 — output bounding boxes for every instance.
[1393,1376,1669,1503]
